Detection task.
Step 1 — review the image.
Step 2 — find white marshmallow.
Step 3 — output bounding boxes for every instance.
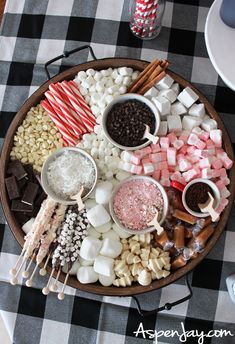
[95,221,112,233]
[95,181,113,204]
[87,227,101,239]
[157,121,168,136]
[144,87,159,99]
[87,204,111,227]
[62,260,80,275]
[188,103,205,118]
[158,89,177,103]
[79,86,88,96]
[111,70,119,79]
[116,171,131,181]
[152,96,171,116]
[112,223,132,239]
[101,69,110,77]
[156,74,174,90]
[182,116,202,131]
[79,236,102,261]
[86,68,95,76]
[22,218,35,234]
[105,94,114,104]
[94,255,114,277]
[107,85,119,94]
[119,86,127,94]
[94,71,102,81]
[119,67,133,76]
[170,101,187,116]
[177,87,199,108]
[171,83,180,95]
[132,71,139,80]
[115,75,123,85]
[96,81,105,92]
[102,230,120,241]
[90,105,100,116]
[77,266,98,284]
[79,256,94,266]
[167,115,182,132]
[85,199,97,209]
[201,118,217,132]
[123,76,131,86]
[82,76,95,89]
[99,271,115,286]
[76,71,87,81]
[100,238,122,258]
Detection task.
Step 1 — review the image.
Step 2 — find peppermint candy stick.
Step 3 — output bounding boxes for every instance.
[41,100,76,146]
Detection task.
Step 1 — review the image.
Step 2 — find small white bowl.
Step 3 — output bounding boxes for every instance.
[182,178,221,218]
[41,147,98,205]
[102,93,160,151]
[109,176,169,235]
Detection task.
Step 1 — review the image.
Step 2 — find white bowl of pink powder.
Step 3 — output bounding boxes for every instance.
[110,176,169,234]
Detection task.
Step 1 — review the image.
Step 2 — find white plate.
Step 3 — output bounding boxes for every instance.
[205,0,235,91]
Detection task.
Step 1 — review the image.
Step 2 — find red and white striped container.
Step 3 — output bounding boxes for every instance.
[129,0,166,39]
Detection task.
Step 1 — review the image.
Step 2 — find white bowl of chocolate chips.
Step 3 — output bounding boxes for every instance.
[102,93,160,151]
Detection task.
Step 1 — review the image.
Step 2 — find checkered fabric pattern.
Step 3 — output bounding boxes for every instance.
[0,0,235,343]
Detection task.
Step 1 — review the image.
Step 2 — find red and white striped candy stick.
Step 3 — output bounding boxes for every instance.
[68,81,96,125]
[55,83,87,134]
[44,92,79,142]
[47,87,83,138]
[59,81,95,131]
[41,100,76,146]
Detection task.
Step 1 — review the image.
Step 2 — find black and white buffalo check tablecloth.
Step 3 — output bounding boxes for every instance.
[0,0,235,343]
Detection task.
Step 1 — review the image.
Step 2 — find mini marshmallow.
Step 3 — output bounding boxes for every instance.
[167,115,182,132]
[201,118,217,132]
[130,164,142,174]
[157,121,168,136]
[152,96,171,116]
[179,158,192,172]
[171,83,180,95]
[201,168,213,179]
[95,181,113,204]
[118,67,133,76]
[199,158,211,169]
[182,116,202,131]
[144,87,159,99]
[170,101,187,116]
[177,87,199,108]
[121,151,140,165]
[22,218,35,235]
[100,238,122,258]
[116,171,131,181]
[143,162,154,175]
[123,76,131,86]
[167,148,176,166]
[76,71,87,81]
[102,230,120,241]
[151,143,161,153]
[113,223,132,239]
[94,255,114,277]
[131,71,139,80]
[188,103,205,118]
[150,152,166,163]
[87,204,111,227]
[182,168,198,182]
[158,89,177,103]
[160,137,170,150]
[80,236,102,261]
[156,74,174,90]
[152,170,161,181]
[95,221,112,233]
[210,129,222,148]
[99,271,115,286]
[86,68,95,76]
[77,266,98,284]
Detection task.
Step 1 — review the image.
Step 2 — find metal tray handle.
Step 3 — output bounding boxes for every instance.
[132,274,193,317]
[44,45,97,79]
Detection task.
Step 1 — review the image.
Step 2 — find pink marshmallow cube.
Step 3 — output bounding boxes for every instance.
[178,145,188,155]
[160,178,171,187]
[182,168,198,182]
[152,170,161,181]
[216,180,225,191]
[218,168,227,178]
[220,177,230,185]
[220,186,231,199]
[211,158,223,170]
[199,158,211,169]
[151,143,161,153]
[177,154,186,161]
[179,131,189,143]
[196,140,206,150]
[188,155,200,163]
[210,129,222,148]
[143,163,154,175]
[161,169,170,178]
[179,158,192,172]
[173,139,184,150]
[201,168,213,179]
[160,137,170,151]
[141,157,151,165]
[215,198,229,215]
[154,161,168,170]
[136,146,152,158]
[187,133,199,146]
[167,148,176,166]
[170,171,182,181]
[206,139,215,149]
[212,169,220,178]
[130,154,141,165]
[187,146,196,155]
[222,154,233,169]
[167,132,177,144]
[130,164,142,175]
[198,130,210,142]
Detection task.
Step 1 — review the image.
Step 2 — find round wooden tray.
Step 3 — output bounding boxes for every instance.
[0,58,234,296]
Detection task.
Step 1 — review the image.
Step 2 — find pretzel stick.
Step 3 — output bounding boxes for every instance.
[127,59,159,93]
[138,71,166,95]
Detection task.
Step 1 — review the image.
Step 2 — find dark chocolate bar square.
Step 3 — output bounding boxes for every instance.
[7,160,27,180]
[22,182,39,206]
[11,200,33,212]
[5,176,20,200]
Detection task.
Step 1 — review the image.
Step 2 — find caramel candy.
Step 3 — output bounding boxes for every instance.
[173,209,197,225]
[173,225,185,250]
[184,228,193,239]
[171,254,187,270]
[202,217,212,228]
[154,230,169,248]
[188,224,214,249]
